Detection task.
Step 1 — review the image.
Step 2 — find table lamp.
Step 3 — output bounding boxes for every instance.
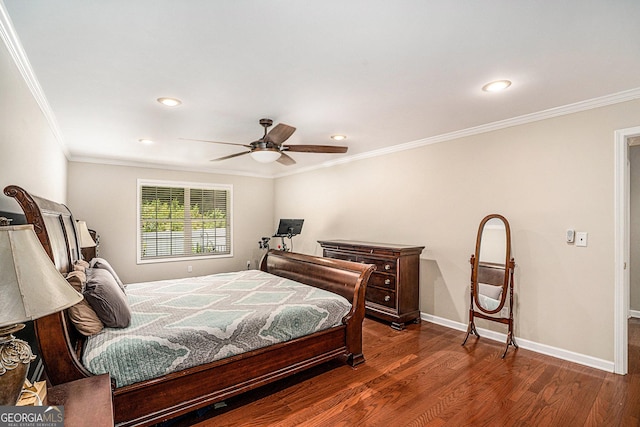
[0,221,83,405]
[76,220,96,249]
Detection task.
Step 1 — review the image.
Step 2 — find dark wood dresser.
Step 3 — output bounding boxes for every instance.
[318,240,425,330]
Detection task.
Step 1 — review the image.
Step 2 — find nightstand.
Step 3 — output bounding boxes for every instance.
[47,374,114,426]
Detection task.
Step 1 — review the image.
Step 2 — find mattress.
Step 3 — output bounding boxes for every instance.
[81,269,352,387]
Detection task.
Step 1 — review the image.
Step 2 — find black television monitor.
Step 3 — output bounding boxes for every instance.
[274,219,304,237]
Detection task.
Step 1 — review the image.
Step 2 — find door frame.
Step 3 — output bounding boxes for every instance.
[614,125,640,374]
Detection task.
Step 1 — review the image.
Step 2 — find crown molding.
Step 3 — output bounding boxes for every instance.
[275,87,640,178]
[0,1,69,158]
[69,155,274,179]
[47,85,640,180]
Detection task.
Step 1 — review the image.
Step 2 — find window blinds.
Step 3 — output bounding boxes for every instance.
[139,184,231,260]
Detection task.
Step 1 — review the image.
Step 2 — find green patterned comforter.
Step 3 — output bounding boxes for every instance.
[81,270,352,387]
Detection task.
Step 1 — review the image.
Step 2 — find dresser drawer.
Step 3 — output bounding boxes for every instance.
[358,256,396,274]
[366,287,396,309]
[323,250,356,263]
[368,272,395,290]
[324,251,396,275]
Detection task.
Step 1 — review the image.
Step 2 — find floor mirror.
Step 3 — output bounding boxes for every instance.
[462,214,517,358]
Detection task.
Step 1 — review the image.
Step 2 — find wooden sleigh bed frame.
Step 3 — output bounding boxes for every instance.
[4,185,375,426]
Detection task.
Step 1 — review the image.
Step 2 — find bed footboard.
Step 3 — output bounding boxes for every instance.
[260,249,375,365]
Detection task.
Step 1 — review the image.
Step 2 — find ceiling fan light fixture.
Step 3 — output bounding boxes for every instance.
[157,97,182,107]
[250,149,281,163]
[331,135,347,141]
[482,80,512,92]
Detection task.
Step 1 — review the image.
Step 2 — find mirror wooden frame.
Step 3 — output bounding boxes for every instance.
[462,214,517,358]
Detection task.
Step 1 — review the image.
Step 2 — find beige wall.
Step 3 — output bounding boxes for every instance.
[274,99,640,362]
[631,145,640,312]
[67,162,274,284]
[0,40,67,211]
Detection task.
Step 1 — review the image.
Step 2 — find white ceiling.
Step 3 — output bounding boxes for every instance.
[3,1,640,177]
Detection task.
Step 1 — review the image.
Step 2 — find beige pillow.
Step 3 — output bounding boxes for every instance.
[75,259,90,269]
[65,270,86,291]
[73,259,89,273]
[66,270,104,336]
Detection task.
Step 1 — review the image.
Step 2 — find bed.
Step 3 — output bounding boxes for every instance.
[4,185,375,426]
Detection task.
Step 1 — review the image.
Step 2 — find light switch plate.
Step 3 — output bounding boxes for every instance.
[576,232,588,247]
[566,229,575,243]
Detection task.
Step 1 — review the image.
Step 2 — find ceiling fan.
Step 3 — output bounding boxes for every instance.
[180,118,348,165]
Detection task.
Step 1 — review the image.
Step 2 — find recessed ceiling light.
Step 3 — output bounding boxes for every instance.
[157,97,182,107]
[138,138,154,144]
[482,80,512,92]
[331,135,347,141]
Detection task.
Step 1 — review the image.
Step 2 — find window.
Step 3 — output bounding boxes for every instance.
[137,179,232,263]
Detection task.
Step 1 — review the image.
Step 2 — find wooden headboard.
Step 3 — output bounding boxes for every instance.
[477,262,507,287]
[3,185,92,383]
[4,185,81,272]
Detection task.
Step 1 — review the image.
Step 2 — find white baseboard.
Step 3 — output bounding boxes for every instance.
[421,313,615,373]
[630,309,640,318]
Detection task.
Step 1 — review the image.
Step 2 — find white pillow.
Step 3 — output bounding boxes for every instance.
[478,282,502,300]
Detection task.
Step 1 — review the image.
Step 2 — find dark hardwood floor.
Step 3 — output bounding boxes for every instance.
[168,318,640,426]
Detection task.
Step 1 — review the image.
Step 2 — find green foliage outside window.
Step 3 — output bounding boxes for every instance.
[140,198,227,232]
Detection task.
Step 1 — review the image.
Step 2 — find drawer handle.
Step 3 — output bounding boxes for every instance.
[385,279,391,285]
[384,264,391,271]
[384,295,391,302]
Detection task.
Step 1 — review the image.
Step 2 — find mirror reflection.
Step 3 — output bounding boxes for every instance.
[476,217,508,313]
[478,218,506,264]
[477,282,504,312]
[463,213,517,358]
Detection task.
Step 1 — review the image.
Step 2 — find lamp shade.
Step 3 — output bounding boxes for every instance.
[76,220,96,248]
[250,148,281,163]
[0,225,83,327]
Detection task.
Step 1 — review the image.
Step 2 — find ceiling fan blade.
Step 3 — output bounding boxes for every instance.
[210,151,251,162]
[282,145,348,153]
[179,138,251,148]
[266,123,296,145]
[277,152,297,166]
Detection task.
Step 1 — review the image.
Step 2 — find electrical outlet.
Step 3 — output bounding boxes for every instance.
[576,232,588,247]
[187,265,193,272]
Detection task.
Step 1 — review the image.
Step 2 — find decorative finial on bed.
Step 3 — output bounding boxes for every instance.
[0,217,12,226]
